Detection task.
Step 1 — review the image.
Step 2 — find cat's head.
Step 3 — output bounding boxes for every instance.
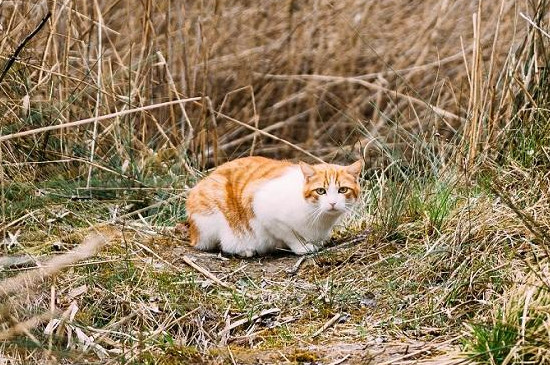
[299,160,362,216]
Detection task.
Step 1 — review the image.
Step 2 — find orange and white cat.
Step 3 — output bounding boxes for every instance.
[186,156,362,257]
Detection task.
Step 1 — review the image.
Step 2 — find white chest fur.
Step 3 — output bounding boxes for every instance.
[252,167,342,253]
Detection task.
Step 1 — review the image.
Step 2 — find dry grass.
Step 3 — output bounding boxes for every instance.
[0,0,526,172]
[1,0,550,364]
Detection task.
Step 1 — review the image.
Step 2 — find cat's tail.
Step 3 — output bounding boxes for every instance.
[176,215,207,248]
[175,221,190,239]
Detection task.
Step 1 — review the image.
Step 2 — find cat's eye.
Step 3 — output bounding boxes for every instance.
[338,187,349,194]
[315,188,327,195]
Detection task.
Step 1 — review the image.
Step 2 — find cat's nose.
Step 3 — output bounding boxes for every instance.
[329,202,336,209]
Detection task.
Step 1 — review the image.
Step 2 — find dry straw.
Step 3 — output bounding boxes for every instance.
[0,0,548,364]
[0,0,524,170]
[0,233,108,299]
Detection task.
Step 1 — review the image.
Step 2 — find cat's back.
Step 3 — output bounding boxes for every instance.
[187,156,294,214]
[198,156,292,184]
[211,156,290,175]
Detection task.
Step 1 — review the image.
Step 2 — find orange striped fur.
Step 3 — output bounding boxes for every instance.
[187,157,292,242]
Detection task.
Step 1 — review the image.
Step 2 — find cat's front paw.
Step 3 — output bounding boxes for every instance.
[235,249,255,258]
[291,243,319,255]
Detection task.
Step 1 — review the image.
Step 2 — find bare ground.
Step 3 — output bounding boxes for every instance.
[1,222,467,364]
[147,228,463,364]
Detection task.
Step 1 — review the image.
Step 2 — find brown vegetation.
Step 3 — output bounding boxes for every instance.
[0,0,530,172]
[1,0,550,364]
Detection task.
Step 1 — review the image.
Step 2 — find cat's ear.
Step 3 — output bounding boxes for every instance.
[346,160,363,178]
[299,162,316,179]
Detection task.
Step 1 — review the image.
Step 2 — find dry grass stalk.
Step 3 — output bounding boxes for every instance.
[0,98,202,143]
[0,233,107,298]
[86,0,105,190]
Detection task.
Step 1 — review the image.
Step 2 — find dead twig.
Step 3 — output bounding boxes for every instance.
[182,254,233,291]
[311,313,342,338]
[0,12,51,84]
[181,255,257,299]
[211,109,325,163]
[0,311,55,341]
[218,308,281,337]
[325,232,371,252]
[286,256,308,275]
[328,354,351,365]
[229,316,296,344]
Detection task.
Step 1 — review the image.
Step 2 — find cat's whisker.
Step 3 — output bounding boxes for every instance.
[307,206,322,218]
[314,208,329,225]
[307,208,324,226]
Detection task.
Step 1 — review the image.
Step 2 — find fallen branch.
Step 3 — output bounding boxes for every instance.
[229,316,296,344]
[182,255,233,291]
[218,308,281,337]
[328,354,351,365]
[286,256,308,275]
[311,313,341,338]
[179,255,257,300]
[325,231,371,252]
